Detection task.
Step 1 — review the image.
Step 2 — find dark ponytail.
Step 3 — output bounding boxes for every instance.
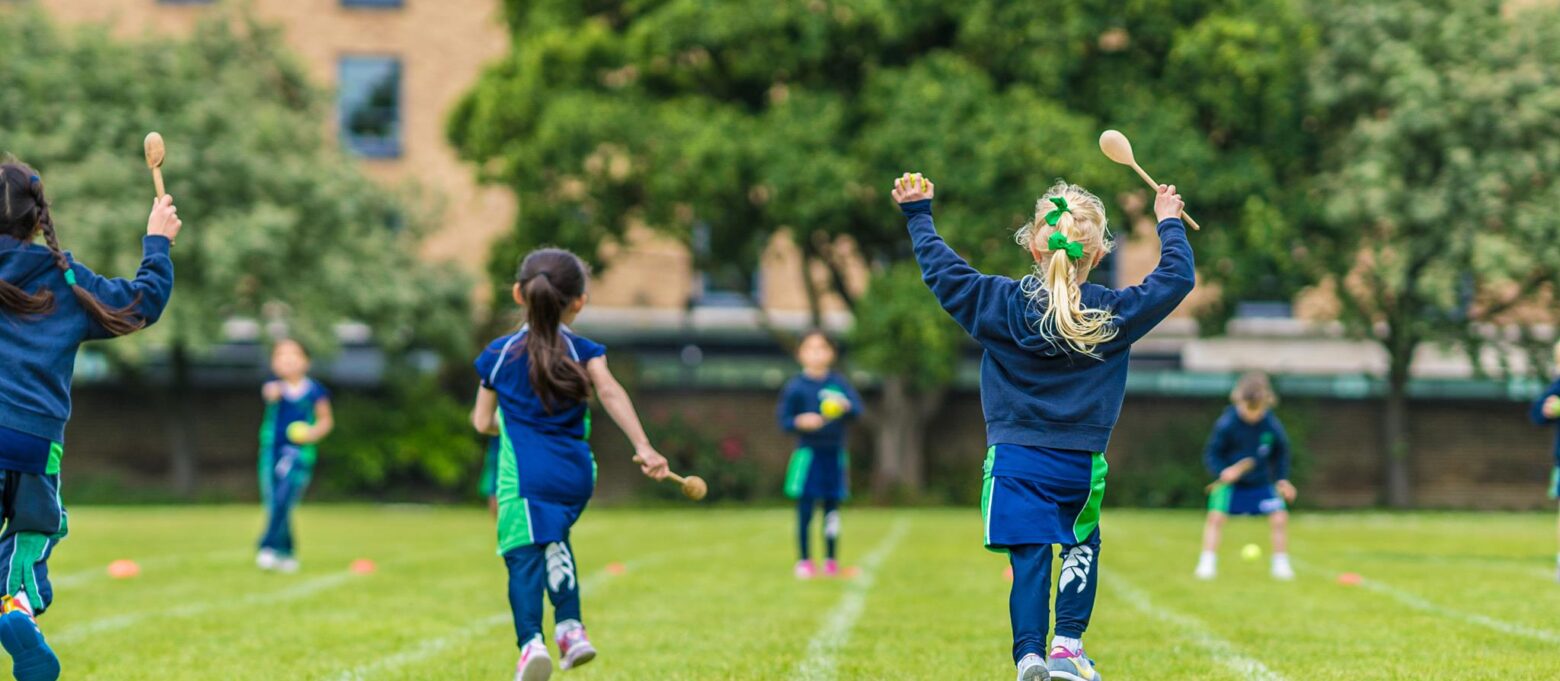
[517,248,591,411]
[0,163,144,335]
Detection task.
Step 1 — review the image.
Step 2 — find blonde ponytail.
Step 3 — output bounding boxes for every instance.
[1014,181,1117,358]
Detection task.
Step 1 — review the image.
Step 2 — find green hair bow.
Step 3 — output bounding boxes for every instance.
[1044,196,1070,226]
[1047,231,1084,261]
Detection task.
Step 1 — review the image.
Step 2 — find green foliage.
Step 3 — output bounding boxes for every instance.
[452,0,1322,338]
[643,413,764,502]
[0,7,471,359]
[1301,0,1560,370]
[848,262,964,392]
[321,376,477,496]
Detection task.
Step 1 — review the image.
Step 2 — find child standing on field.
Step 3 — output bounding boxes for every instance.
[1527,339,1560,583]
[1194,371,1297,581]
[0,162,180,681]
[777,330,864,579]
[894,172,1194,681]
[472,248,669,681]
[256,339,334,574]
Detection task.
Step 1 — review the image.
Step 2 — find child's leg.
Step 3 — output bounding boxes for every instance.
[503,544,547,649]
[1201,511,1226,552]
[1006,543,1052,664]
[544,540,581,627]
[797,495,816,561]
[258,470,293,553]
[1052,532,1101,646]
[822,499,841,561]
[0,473,67,616]
[1268,510,1289,555]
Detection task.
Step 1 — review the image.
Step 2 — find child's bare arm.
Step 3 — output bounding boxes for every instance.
[587,357,669,480]
[471,387,500,436]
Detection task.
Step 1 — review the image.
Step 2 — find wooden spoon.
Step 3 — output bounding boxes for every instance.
[144,132,166,199]
[1099,130,1200,230]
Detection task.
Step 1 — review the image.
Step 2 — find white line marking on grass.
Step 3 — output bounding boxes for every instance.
[51,570,357,645]
[794,519,910,681]
[1108,571,1287,681]
[1293,561,1560,644]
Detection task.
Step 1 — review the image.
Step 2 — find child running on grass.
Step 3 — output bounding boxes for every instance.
[777,330,864,579]
[1528,339,1560,583]
[1194,371,1296,581]
[894,172,1194,681]
[472,248,669,681]
[256,339,334,574]
[0,162,180,681]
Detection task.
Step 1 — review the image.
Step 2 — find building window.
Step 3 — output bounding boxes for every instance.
[338,56,402,158]
[341,0,403,7]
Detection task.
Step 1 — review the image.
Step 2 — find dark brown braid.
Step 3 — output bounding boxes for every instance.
[4,165,145,335]
[0,164,55,315]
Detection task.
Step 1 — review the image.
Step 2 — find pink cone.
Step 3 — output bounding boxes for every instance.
[107,559,140,579]
[350,559,377,575]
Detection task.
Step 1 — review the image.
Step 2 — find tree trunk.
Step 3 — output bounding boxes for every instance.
[1381,346,1414,508]
[166,342,198,497]
[870,377,942,502]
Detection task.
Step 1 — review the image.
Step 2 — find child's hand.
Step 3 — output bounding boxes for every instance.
[1276,480,1297,503]
[147,194,183,243]
[261,381,282,403]
[1544,395,1559,419]
[1153,184,1184,223]
[891,173,935,204]
[634,446,670,481]
[794,413,827,432]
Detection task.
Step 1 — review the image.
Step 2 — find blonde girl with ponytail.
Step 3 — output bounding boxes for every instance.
[894,172,1194,681]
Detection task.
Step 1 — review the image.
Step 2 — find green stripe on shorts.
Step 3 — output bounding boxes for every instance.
[494,409,534,555]
[1208,483,1234,513]
[1072,452,1108,544]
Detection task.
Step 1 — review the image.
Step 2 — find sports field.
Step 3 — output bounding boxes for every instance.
[37,506,1560,680]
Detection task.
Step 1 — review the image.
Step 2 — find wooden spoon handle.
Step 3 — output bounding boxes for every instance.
[1131,162,1201,231]
[151,168,165,200]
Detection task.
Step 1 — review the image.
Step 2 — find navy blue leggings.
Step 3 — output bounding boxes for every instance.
[797,496,840,561]
[1008,533,1101,662]
[504,540,582,649]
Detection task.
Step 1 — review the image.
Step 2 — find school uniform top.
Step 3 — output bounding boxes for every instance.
[0,234,174,468]
[777,371,864,450]
[1528,378,1560,466]
[474,327,607,506]
[260,378,331,469]
[1202,407,1291,486]
[901,199,1195,454]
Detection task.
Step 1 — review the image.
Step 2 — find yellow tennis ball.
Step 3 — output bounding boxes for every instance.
[286,422,311,444]
[821,398,847,420]
[1241,543,1262,561]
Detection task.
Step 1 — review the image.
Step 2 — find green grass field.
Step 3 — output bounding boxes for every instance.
[32,505,1560,680]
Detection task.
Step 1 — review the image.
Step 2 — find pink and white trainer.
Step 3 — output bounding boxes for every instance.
[823,559,840,577]
[515,636,552,681]
[556,624,596,670]
[794,560,817,580]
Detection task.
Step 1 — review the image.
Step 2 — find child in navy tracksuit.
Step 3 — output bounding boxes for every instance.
[1194,371,1296,581]
[777,331,864,579]
[894,172,1194,681]
[0,162,180,681]
[1527,340,1560,582]
[472,248,670,681]
[255,339,334,574]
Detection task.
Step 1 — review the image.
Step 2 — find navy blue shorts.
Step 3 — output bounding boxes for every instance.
[979,444,1108,549]
[1209,483,1286,516]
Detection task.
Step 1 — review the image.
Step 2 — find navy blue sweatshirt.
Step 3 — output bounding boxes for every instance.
[777,371,863,450]
[1203,406,1291,486]
[902,199,1194,453]
[0,234,174,449]
[1528,379,1560,466]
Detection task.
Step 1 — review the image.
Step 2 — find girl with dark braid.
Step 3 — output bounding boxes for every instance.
[0,161,180,681]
